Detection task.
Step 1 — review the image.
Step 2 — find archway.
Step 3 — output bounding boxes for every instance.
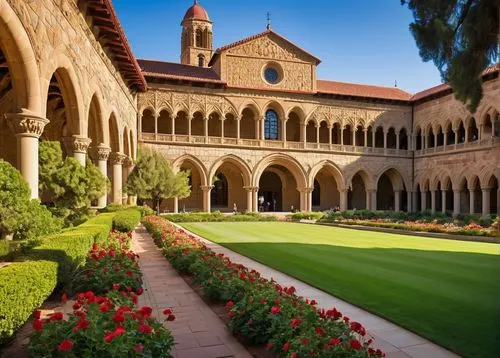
[470,176,481,214]
[88,94,105,148]
[141,109,155,134]
[436,126,444,146]
[399,128,408,150]
[306,120,316,143]
[258,170,284,211]
[208,112,222,137]
[175,111,189,135]
[309,161,344,211]
[332,123,342,144]
[387,128,397,149]
[343,125,353,145]
[355,125,364,146]
[224,113,237,138]
[445,123,455,145]
[467,118,478,142]
[191,111,204,136]
[415,127,422,150]
[172,156,207,212]
[459,177,469,214]
[486,175,499,214]
[211,173,228,209]
[240,108,257,139]
[158,109,172,134]
[375,126,384,148]
[319,121,329,143]
[348,171,369,210]
[427,127,435,148]
[376,168,406,211]
[286,112,301,142]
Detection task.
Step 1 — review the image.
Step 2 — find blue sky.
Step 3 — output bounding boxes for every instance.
[114,0,444,94]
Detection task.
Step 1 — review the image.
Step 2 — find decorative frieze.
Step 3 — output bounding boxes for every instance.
[5,109,49,137]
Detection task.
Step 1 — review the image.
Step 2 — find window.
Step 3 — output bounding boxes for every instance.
[198,55,205,67]
[196,30,203,47]
[263,63,283,85]
[265,110,279,140]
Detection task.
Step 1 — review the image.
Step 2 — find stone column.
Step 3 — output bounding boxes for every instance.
[236,116,241,143]
[171,113,176,138]
[252,188,259,213]
[63,135,92,166]
[454,129,458,146]
[412,191,418,212]
[221,118,225,139]
[282,120,287,145]
[434,133,438,149]
[396,131,400,150]
[422,134,425,150]
[173,197,179,213]
[469,188,475,214]
[366,190,371,210]
[109,152,126,205]
[407,191,412,213]
[305,187,313,212]
[352,128,356,147]
[420,191,427,211]
[465,127,469,143]
[138,113,143,141]
[363,128,368,148]
[430,190,436,213]
[481,188,490,217]
[204,116,209,143]
[301,122,307,147]
[244,186,253,212]
[316,125,320,147]
[201,185,212,213]
[261,117,266,141]
[441,190,447,214]
[395,191,401,212]
[383,130,388,149]
[93,144,111,208]
[339,189,347,211]
[328,125,333,145]
[372,130,376,149]
[5,110,49,199]
[123,157,134,205]
[453,189,461,216]
[370,189,377,211]
[154,113,159,136]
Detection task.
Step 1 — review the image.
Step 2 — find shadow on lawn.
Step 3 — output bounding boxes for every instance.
[219,241,500,358]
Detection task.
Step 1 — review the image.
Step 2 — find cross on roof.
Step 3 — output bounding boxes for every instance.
[267,12,271,30]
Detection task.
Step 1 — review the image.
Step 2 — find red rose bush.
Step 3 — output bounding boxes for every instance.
[143,216,384,358]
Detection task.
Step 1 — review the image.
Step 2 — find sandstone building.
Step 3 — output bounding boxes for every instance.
[0,0,498,216]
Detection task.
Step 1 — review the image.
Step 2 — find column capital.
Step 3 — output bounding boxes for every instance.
[299,187,314,194]
[92,144,111,161]
[109,152,127,165]
[481,187,491,192]
[123,156,134,168]
[243,185,258,192]
[200,185,214,192]
[63,135,92,154]
[5,109,49,138]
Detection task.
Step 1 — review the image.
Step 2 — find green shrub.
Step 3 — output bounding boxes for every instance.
[289,212,325,221]
[112,208,142,232]
[0,261,58,344]
[161,211,276,223]
[23,213,115,286]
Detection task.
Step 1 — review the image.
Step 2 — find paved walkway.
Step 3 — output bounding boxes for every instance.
[132,227,252,358]
[179,225,460,358]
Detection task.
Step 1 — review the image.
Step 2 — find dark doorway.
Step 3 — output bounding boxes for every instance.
[258,171,282,211]
[211,173,228,208]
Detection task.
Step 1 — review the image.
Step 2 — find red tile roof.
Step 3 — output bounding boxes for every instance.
[317,80,412,101]
[138,59,224,84]
[80,0,147,92]
[183,2,210,22]
[215,29,321,64]
[411,63,499,102]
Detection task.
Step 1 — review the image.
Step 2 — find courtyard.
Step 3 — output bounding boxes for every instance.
[181,221,500,358]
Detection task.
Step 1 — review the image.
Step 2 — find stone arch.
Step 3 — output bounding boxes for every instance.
[375,167,407,211]
[87,92,107,147]
[375,167,407,192]
[123,126,130,158]
[348,170,371,210]
[172,154,208,187]
[308,160,345,190]
[238,100,261,118]
[346,168,374,191]
[208,155,252,188]
[41,55,84,136]
[263,100,285,122]
[0,1,41,113]
[286,105,307,122]
[108,112,121,153]
[252,153,307,189]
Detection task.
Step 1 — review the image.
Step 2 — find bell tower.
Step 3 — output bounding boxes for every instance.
[181,1,213,67]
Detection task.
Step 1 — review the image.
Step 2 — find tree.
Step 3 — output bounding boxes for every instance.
[0,159,61,240]
[125,149,191,213]
[402,0,499,112]
[39,141,109,225]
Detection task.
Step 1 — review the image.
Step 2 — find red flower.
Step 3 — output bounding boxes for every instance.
[50,312,63,321]
[270,306,281,315]
[126,270,133,276]
[99,303,112,312]
[138,324,152,335]
[343,316,350,323]
[61,293,68,302]
[165,314,176,321]
[33,310,41,320]
[33,319,43,331]
[329,338,341,346]
[302,337,311,345]
[290,318,301,328]
[315,326,326,336]
[224,301,234,309]
[72,302,81,310]
[136,287,144,295]
[112,283,120,291]
[291,353,298,358]
[113,313,125,324]
[138,306,153,319]
[92,243,98,251]
[104,332,115,343]
[350,339,362,350]
[58,340,73,352]
[134,344,144,352]
[226,311,234,318]
[260,297,267,303]
[73,319,90,331]
[283,342,290,352]
[163,309,173,315]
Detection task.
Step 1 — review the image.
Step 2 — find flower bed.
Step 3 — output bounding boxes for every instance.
[161,211,277,223]
[27,226,175,357]
[320,210,500,238]
[143,215,385,358]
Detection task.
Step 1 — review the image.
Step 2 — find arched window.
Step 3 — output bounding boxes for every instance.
[265,110,279,140]
[198,55,205,67]
[196,30,203,47]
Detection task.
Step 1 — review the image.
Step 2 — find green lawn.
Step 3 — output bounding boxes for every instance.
[181,222,500,358]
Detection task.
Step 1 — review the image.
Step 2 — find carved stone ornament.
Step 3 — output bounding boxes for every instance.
[93,144,111,161]
[123,156,134,168]
[5,109,49,137]
[109,152,127,166]
[63,136,92,154]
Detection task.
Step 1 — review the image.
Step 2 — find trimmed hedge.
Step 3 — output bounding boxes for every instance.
[0,261,58,344]
[112,208,142,232]
[161,211,277,223]
[289,211,325,221]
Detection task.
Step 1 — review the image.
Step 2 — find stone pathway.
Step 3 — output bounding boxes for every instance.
[132,227,252,358]
[179,225,460,358]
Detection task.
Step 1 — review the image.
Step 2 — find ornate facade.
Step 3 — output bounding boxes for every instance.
[137,2,499,216]
[0,0,498,216]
